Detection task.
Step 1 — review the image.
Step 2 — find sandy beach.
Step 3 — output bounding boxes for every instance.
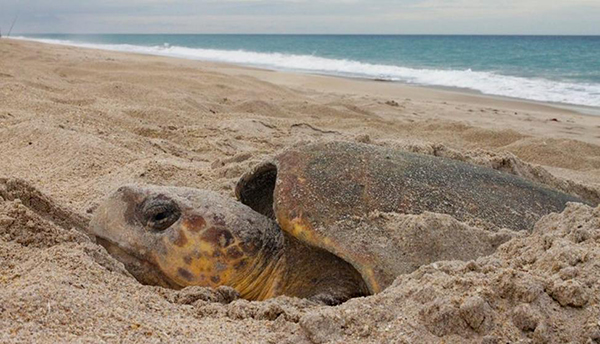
[1,38,600,343]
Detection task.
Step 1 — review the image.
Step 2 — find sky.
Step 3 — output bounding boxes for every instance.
[2,0,599,35]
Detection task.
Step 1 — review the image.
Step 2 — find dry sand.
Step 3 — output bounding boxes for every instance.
[1,39,599,343]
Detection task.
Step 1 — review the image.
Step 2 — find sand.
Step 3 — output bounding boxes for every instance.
[1,39,599,343]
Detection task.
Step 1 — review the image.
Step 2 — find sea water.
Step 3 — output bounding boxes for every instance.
[13,34,600,108]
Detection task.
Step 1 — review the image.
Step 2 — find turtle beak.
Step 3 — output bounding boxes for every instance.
[95,236,182,289]
[89,185,156,264]
[89,185,144,245]
[90,185,184,289]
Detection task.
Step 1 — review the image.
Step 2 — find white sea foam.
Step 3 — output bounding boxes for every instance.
[12,36,600,108]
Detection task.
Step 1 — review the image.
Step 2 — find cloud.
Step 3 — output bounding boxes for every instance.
[1,0,599,34]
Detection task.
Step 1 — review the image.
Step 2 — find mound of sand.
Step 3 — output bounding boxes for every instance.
[2,179,599,343]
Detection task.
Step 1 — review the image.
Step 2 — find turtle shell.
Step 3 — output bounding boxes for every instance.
[235,141,590,293]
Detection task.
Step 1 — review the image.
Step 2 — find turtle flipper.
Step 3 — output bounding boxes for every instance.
[235,161,278,219]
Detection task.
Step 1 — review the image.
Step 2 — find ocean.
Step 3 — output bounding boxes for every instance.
[13,34,600,108]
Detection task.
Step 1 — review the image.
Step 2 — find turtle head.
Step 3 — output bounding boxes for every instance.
[90,185,284,297]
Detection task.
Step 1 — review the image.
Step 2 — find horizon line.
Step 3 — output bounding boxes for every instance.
[10,32,600,37]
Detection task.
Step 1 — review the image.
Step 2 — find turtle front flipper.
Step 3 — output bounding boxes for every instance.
[236,161,278,220]
[236,156,391,293]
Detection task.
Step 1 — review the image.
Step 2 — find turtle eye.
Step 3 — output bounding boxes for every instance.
[140,196,181,231]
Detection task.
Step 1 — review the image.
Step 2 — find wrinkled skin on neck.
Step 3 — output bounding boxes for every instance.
[90,185,368,304]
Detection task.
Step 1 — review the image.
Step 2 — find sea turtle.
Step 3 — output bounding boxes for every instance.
[90,141,590,304]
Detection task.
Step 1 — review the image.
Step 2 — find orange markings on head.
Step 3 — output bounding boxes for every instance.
[183,215,207,233]
[201,227,234,248]
[172,231,188,247]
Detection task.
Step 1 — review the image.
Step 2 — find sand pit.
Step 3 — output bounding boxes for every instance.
[1,39,599,343]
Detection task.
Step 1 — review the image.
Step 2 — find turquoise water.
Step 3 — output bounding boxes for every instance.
[15,34,600,107]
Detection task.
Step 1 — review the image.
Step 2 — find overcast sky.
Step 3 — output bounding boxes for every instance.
[2,0,599,35]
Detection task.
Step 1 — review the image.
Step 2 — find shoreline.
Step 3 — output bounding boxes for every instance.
[9,36,600,116]
[305,72,600,117]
